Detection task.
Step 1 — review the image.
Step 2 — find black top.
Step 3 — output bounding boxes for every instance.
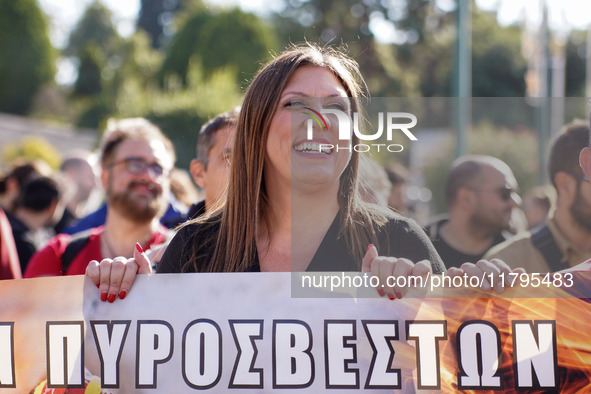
[185,200,206,221]
[54,208,77,235]
[6,213,36,273]
[157,212,445,274]
[424,216,507,269]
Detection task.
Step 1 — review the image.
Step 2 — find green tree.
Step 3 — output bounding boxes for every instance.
[0,0,55,114]
[397,5,526,98]
[65,3,166,128]
[110,31,164,90]
[116,62,243,169]
[137,0,193,48]
[396,13,456,97]
[564,30,586,97]
[65,1,119,57]
[75,32,164,128]
[160,7,277,89]
[272,1,528,98]
[73,44,104,96]
[471,8,526,97]
[66,1,121,99]
[157,5,207,87]
[271,0,451,97]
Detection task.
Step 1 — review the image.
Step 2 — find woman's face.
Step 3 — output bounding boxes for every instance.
[265,65,352,196]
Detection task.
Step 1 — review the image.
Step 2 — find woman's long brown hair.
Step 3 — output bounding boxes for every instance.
[183,43,391,273]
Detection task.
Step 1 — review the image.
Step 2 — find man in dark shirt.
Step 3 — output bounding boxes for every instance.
[425,155,521,268]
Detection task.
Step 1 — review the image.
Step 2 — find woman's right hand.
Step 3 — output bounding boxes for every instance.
[362,244,432,299]
[85,243,152,303]
[447,259,526,294]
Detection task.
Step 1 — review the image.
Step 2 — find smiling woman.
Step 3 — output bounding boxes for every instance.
[87,43,446,301]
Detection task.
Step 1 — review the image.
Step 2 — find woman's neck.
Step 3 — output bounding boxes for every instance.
[257,188,340,272]
[292,192,340,269]
[264,181,341,238]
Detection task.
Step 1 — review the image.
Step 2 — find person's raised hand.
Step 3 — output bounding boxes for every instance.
[85,243,152,302]
[447,259,526,294]
[362,244,431,299]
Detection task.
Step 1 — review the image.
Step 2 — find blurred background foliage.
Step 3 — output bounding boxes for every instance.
[0,0,55,115]
[1,0,589,207]
[3,137,62,170]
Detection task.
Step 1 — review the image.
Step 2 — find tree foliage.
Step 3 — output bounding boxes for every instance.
[564,30,586,97]
[137,0,191,48]
[66,1,123,99]
[160,7,277,89]
[3,136,62,170]
[116,62,243,168]
[271,0,418,96]
[0,0,55,114]
[271,1,527,98]
[470,8,526,97]
[74,31,164,128]
[12,0,575,178]
[73,44,104,96]
[64,1,169,128]
[65,1,119,57]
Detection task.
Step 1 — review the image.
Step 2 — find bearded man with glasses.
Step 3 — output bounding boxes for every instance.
[486,120,591,273]
[425,155,522,269]
[25,118,172,282]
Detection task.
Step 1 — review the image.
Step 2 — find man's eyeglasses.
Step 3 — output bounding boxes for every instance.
[110,157,166,178]
[567,172,591,183]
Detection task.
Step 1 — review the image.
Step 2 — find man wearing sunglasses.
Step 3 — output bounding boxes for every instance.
[25,118,173,279]
[486,120,591,272]
[426,155,521,269]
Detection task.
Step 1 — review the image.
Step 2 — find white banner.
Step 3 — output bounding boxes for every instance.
[1,272,590,392]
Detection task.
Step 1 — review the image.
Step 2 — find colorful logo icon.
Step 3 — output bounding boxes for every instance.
[303,107,328,131]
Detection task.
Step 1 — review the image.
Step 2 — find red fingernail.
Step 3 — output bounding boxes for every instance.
[388,294,395,300]
[367,244,374,252]
[108,293,116,303]
[96,283,100,288]
[395,291,402,299]
[100,291,108,302]
[136,243,144,254]
[377,289,385,297]
[119,290,127,300]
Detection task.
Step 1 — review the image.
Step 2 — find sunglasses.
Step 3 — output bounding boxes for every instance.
[567,172,591,183]
[110,157,166,178]
[472,185,519,201]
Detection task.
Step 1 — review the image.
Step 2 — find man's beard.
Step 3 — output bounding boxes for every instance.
[468,208,511,237]
[107,181,165,223]
[570,182,591,233]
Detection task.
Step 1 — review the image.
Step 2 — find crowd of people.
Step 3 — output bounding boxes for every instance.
[1,43,590,301]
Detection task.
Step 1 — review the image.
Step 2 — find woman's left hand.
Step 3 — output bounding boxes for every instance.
[362,244,432,299]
